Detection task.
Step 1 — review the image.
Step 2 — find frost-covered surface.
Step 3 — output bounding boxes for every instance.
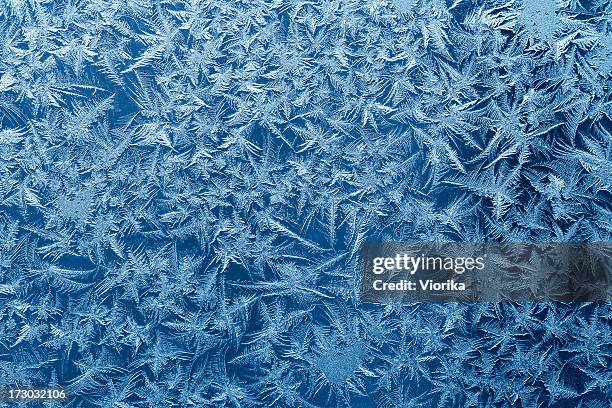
[0,0,611,406]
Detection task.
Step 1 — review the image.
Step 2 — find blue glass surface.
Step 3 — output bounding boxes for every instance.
[0,0,611,406]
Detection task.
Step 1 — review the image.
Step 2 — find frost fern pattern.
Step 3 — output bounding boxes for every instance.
[0,0,611,407]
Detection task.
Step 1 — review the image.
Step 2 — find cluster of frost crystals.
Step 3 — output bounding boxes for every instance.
[0,0,611,406]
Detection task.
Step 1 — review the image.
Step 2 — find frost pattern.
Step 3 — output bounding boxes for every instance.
[0,0,611,407]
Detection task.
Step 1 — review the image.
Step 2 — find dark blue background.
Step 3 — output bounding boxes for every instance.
[0,0,611,406]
